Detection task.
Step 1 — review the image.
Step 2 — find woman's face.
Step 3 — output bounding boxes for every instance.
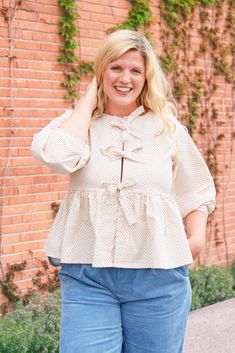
[102,50,146,116]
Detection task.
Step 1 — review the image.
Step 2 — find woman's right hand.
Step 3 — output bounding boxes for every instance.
[60,76,98,140]
[76,76,98,112]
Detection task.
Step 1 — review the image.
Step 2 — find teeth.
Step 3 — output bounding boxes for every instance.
[115,86,131,92]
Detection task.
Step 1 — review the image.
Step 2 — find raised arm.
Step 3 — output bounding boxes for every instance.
[31,77,98,174]
[59,77,98,142]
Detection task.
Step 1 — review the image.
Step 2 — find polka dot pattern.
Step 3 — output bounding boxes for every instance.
[31,106,216,269]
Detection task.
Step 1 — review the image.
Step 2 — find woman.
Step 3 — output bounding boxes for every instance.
[31,30,216,353]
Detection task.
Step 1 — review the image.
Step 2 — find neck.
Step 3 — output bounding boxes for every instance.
[105,103,139,117]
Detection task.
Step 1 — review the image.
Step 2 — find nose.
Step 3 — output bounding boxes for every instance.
[119,70,131,84]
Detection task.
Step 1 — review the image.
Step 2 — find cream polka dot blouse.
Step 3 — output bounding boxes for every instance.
[31,106,216,269]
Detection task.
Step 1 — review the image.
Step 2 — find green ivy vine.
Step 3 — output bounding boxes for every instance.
[160,0,234,264]
[108,0,152,33]
[160,0,234,130]
[162,0,217,29]
[58,0,93,101]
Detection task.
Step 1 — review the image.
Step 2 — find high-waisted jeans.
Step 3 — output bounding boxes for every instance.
[59,264,192,353]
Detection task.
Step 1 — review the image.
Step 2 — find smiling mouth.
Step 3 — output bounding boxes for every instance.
[114,86,132,94]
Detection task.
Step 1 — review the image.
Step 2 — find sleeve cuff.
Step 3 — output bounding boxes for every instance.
[194,206,209,217]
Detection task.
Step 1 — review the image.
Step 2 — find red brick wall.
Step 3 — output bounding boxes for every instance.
[0,0,234,305]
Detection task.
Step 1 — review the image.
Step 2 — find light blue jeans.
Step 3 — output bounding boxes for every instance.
[59,264,192,353]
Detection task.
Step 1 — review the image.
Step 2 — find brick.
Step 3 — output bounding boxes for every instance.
[25,2,61,16]
[0,137,35,148]
[2,221,53,236]
[2,202,57,216]
[31,0,59,7]
[3,182,68,194]
[11,88,65,99]
[12,49,60,62]
[4,99,66,109]
[80,37,103,49]
[4,165,52,177]
[79,28,105,40]
[0,108,70,119]
[0,147,30,157]
[1,250,46,265]
[20,232,48,243]
[14,39,60,52]
[3,174,66,187]
[2,191,64,206]
[2,211,53,226]
[81,0,129,9]
[14,18,58,33]
[4,240,45,254]
[13,80,54,89]
[78,19,106,31]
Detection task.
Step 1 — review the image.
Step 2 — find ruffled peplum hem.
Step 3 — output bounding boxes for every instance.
[44,187,194,269]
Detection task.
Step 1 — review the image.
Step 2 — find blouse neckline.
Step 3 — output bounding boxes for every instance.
[103,106,145,119]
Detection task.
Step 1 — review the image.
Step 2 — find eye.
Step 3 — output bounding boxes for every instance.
[110,66,121,71]
[132,68,142,74]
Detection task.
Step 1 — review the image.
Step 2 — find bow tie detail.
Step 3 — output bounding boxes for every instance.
[111,121,142,141]
[101,145,143,164]
[101,178,138,224]
[101,178,138,195]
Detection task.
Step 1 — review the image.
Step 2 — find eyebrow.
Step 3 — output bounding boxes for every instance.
[109,64,144,70]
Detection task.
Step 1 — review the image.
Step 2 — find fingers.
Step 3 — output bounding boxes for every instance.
[90,76,98,88]
[89,76,97,84]
[74,76,98,110]
[92,76,97,84]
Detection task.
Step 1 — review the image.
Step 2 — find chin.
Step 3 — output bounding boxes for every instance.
[113,98,137,106]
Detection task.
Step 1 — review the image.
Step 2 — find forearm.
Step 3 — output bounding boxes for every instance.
[59,98,93,143]
[59,77,98,143]
[184,210,208,260]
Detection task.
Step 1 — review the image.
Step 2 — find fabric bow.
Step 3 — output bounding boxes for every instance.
[101,178,138,224]
[101,178,138,195]
[111,121,142,140]
[101,145,143,164]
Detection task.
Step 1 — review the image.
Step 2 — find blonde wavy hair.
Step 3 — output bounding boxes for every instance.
[93,30,177,135]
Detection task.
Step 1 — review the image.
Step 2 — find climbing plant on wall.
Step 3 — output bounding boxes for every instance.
[58,0,93,101]
[159,0,235,264]
[108,0,152,33]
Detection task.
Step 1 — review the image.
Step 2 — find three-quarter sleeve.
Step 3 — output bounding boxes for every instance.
[172,118,216,218]
[31,109,91,174]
